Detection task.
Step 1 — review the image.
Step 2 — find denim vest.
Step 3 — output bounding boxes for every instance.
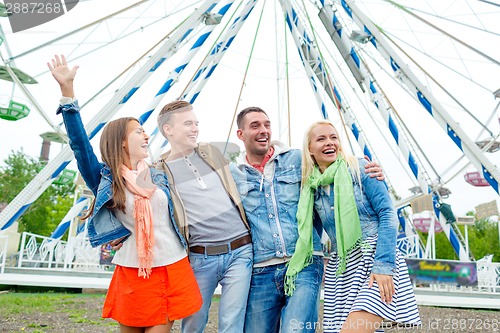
[230,144,322,264]
[155,143,250,245]
[57,102,187,249]
[314,158,398,275]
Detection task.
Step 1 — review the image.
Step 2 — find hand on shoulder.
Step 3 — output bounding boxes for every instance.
[363,155,384,180]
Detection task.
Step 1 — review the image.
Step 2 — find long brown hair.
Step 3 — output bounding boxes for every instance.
[100,117,140,212]
[81,117,140,220]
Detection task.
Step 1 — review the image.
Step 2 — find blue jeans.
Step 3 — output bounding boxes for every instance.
[181,243,253,333]
[244,256,324,333]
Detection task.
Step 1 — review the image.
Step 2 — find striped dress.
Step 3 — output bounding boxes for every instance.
[323,236,421,333]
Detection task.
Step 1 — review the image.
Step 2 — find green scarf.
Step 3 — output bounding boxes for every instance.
[284,156,362,296]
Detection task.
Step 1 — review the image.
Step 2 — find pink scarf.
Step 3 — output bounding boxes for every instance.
[120,160,157,278]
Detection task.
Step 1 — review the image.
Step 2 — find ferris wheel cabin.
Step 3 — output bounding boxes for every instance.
[464,171,490,187]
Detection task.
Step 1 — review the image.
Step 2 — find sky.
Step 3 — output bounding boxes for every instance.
[1,0,500,220]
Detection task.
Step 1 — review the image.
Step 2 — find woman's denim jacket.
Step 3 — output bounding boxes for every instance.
[314,158,398,275]
[57,102,187,249]
[230,142,322,264]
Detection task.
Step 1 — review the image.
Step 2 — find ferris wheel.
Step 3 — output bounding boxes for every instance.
[0,0,499,262]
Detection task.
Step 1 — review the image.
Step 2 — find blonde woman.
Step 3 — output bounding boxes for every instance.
[285,120,420,333]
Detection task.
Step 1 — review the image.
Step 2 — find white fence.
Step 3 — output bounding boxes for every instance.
[3,232,500,295]
[18,232,66,268]
[17,232,106,272]
[0,235,7,274]
[477,256,500,293]
[397,234,420,258]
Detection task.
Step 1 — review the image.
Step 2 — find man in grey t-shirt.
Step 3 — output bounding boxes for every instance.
[155,100,252,333]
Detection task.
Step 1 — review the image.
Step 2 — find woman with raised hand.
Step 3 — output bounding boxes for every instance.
[286,120,420,333]
[47,55,201,333]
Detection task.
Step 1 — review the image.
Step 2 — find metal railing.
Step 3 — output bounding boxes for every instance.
[63,235,102,271]
[16,232,106,272]
[397,234,420,258]
[477,256,500,293]
[5,232,500,295]
[18,232,67,268]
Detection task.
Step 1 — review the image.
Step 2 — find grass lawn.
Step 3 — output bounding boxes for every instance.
[0,290,115,332]
[0,288,221,332]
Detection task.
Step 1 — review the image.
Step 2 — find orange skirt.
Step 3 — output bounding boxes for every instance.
[102,256,202,327]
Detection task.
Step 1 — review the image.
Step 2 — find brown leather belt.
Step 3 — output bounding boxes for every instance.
[189,234,252,256]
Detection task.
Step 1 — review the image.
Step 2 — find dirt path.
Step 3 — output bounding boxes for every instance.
[0,292,498,333]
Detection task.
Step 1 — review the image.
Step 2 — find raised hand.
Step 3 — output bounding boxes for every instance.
[47,54,79,97]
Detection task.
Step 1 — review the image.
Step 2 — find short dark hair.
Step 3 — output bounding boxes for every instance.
[236,107,268,129]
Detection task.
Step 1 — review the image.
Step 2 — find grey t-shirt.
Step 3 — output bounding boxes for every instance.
[166,151,248,247]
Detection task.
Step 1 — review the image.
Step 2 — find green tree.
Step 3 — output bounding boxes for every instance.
[435,231,459,260]
[227,151,241,163]
[0,149,75,238]
[417,229,458,261]
[416,211,500,262]
[458,216,500,262]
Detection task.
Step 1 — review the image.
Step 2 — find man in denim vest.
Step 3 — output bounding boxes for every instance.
[230,107,383,333]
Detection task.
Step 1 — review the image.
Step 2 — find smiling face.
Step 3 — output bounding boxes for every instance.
[124,120,149,169]
[308,123,340,170]
[237,111,272,160]
[163,110,199,154]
